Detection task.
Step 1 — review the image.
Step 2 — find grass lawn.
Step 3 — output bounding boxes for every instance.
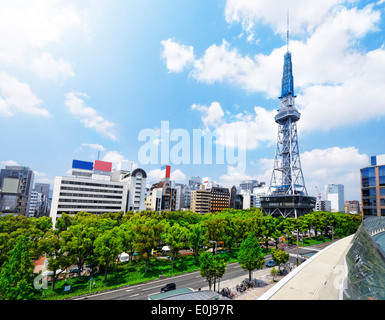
[300,236,333,246]
[38,239,333,300]
[40,250,245,300]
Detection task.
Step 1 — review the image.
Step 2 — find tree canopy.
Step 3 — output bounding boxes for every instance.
[0,208,362,299]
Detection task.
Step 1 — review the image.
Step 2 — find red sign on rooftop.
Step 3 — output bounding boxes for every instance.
[94,160,112,172]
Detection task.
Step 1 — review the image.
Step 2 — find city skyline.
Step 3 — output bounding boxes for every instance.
[1,1,385,202]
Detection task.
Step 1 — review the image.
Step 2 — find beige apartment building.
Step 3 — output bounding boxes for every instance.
[190,186,211,214]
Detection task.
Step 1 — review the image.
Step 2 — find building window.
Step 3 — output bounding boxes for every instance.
[363,199,377,207]
[362,168,376,187]
[378,166,385,187]
[363,189,376,197]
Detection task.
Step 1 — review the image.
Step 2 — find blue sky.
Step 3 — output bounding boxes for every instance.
[1,0,384,202]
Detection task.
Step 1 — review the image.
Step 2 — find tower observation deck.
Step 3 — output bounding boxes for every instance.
[260,49,316,218]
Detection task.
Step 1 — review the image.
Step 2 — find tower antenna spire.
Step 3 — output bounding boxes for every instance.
[287,10,290,52]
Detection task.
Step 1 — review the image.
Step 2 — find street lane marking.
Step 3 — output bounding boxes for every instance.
[73,262,241,300]
[129,294,139,297]
[143,284,164,291]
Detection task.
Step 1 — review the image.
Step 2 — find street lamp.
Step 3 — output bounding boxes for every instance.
[209,240,217,255]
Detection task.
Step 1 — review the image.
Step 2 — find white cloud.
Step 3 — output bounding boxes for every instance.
[192,101,277,150]
[102,151,125,164]
[80,143,105,152]
[0,0,84,65]
[219,165,257,187]
[0,71,50,117]
[161,38,195,73]
[148,168,186,183]
[148,169,162,182]
[33,170,55,186]
[65,92,118,141]
[293,5,384,131]
[171,169,187,182]
[163,3,385,133]
[0,160,20,168]
[191,40,283,98]
[32,52,75,81]
[191,102,224,128]
[225,0,342,36]
[102,151,138,171]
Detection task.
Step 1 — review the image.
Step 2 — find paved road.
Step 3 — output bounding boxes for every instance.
[74,255,298,301]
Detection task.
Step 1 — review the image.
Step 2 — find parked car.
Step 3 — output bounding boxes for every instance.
[266,260,277,267]
[160,283,176,293]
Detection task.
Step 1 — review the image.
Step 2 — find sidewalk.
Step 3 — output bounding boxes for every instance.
[201,266,289,300]
[200,237,353,300]
[260,235,354,300]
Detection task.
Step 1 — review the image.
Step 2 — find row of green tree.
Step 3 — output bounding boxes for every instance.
[0,209,361,299]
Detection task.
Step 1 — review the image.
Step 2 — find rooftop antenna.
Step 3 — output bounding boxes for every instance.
[287,10,290,52]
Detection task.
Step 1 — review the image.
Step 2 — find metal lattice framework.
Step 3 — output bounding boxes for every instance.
[269,96,307,197]
[261,50,315,219]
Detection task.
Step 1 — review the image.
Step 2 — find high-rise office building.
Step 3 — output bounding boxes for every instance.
[0,166,35,216]
[190,185,211,214]
[229,186,243,209]
[50,160,146,226]
[239,180,259,193]
[183,177,202,210]
[242,194,256,209]
[361,154,385,217]
[173,183,185,211]
[28,190,44,217]
[202,177,219,190]
[210,186,230,214]
[119,168,147,212]
[325,184,345,212]
[33,183,51,217]
[187,176,201,188]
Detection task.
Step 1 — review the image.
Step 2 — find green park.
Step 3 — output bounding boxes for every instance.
[0,209,361,300]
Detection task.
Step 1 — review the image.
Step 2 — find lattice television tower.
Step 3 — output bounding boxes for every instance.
[261,15,316,218]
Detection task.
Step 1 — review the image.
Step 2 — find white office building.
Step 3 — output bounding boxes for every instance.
[118,168,147,212]
[253,185,269,208]
[325,184,345,212]
[315,200,332,212]
[50,160,147,226]
[242,194,256,209]
[50,176,129,226]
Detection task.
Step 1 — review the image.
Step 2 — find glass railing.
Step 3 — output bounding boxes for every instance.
[343,217,385,300]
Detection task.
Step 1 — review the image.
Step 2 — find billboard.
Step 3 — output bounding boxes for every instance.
[161,165,171,179]
[2,178,19,194]
[94,160,112,172]
[72,160,94,171]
